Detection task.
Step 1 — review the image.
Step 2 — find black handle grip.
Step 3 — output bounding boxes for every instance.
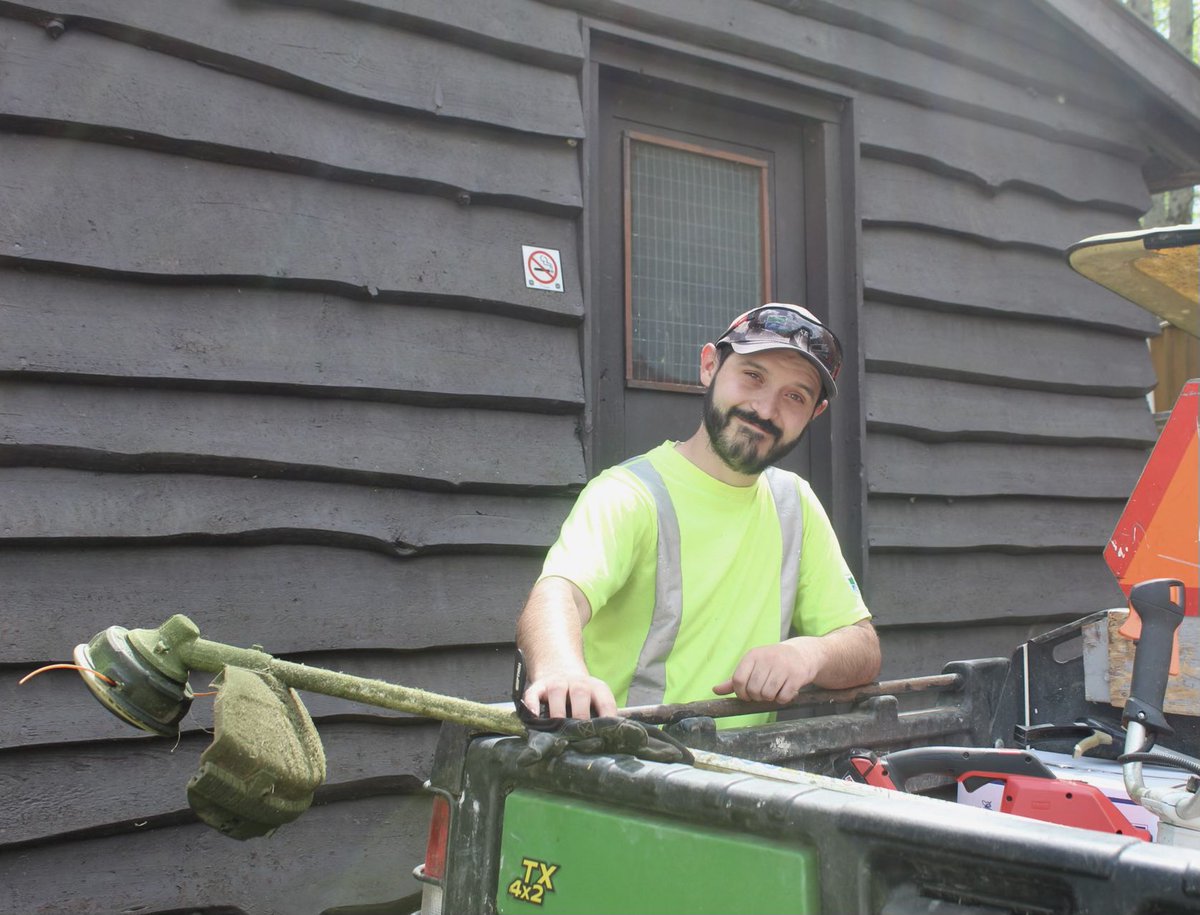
[881,746,1054,793]
[1123,578,1186,735]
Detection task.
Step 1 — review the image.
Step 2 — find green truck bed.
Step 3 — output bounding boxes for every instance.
[414,639,1200,914]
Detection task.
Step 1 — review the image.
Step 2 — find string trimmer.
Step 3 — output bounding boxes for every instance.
[52,614,937,839]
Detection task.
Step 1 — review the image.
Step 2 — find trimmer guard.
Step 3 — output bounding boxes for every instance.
[187,666,327,840]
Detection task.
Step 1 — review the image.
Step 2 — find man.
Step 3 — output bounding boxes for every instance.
[517,303,880,726]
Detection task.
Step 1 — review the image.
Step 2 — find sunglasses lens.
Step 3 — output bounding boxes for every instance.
[756,310,804,334]
[727,307,842,380]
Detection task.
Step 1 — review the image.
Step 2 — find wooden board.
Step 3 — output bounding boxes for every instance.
[878,620,1063,679]
[0,270,584,407]
[866,434,1149,499]
[868,496,1124,551]
[0,23,582,210]
[914,0,1153,79]
[2,718,438,844]
[0,468,572,551]
[1082,610,1200,716]
[866,374,1160,446]
[5,645,515,748]
[259,0,586,70]
[1037,0,1200,150]
[864,299,1156,395]
[867,551,1126,627]
[0,793,431,914]
[0,135,583,320]
[538,0,1145,153]
[858,94,1149,212]
[1,546,541,662]
[860,158,1138,252]
[862,227,1162,336]
[0,381,586,490]
[835,1,1144,122]
[0,0,585,137]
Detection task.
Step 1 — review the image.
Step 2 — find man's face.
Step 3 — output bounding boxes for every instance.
[701,347,827,476]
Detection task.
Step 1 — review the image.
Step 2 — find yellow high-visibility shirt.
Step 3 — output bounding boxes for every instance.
[538,441,869,728]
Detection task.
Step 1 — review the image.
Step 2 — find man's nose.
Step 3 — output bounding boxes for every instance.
[750,391,778,423]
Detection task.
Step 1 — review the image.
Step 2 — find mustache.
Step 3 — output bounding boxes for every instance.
[728,408,781,439]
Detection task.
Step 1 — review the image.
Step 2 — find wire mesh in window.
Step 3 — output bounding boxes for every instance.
[627,136,767,388]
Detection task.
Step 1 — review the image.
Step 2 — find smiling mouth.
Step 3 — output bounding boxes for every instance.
[734,416,775,438]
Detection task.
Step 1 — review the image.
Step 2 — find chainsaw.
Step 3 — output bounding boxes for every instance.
[842,579,1199,846]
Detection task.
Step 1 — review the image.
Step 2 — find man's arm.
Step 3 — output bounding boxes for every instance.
[516,576,618,718]
[712,619,880,703]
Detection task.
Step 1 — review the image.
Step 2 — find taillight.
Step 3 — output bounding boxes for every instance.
[423,795,451,881]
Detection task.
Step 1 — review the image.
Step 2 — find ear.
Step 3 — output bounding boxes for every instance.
[699,342,721,387]
[812,399,829,420]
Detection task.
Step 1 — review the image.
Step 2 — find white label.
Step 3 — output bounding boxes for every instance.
[522,246,563,292]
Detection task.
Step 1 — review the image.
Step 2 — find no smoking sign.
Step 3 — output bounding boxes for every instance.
[522,245,563,292]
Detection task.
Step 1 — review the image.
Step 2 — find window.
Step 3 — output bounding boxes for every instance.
[624,132,771,391]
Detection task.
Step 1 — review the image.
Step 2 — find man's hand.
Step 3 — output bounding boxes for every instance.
[712,620,881,703]
[711,639,824,703]
[523,671,618,720]
[517,576,617,719]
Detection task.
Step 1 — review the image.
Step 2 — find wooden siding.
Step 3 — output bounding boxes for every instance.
[0,23,582,210]
[878,620,1057,679]
[857,102,1157,669]
[0,0,586,135]
[2,0,1193,911]
[1,135,582,320]
[0,273,583,407]
[862,228,1161,334]
[0,1,583,910]
[871,552,1127,629]
[0,794,431,914]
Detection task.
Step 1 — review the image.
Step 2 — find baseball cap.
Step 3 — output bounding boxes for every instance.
[716,303,843,401]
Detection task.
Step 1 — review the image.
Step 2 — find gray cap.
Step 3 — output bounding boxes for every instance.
[716,303,843,400]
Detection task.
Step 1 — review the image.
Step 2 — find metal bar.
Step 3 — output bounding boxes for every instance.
[618,673,963,724]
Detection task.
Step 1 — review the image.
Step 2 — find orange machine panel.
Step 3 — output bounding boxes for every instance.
[1105,382,1199,664]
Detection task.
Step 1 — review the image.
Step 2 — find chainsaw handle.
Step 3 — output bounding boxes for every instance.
[1123,579,1185,737]
[881,746,1054,793]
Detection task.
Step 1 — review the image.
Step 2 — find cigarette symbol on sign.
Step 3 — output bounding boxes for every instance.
[527,250,558,285]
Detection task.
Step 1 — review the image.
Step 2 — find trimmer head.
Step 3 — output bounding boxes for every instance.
[73,625,194,737]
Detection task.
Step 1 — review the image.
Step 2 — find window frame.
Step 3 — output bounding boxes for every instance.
[622,130,774,393]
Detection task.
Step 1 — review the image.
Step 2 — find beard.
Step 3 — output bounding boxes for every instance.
[702,382,805,476]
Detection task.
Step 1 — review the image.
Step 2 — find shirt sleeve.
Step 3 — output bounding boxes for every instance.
[537,468,656,620]
[791,480,871,636]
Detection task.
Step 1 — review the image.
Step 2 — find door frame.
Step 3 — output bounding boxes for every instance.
[580,24,866,580]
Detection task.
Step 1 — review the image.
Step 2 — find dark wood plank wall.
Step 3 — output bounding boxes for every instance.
[0,0,585,911]
[1,0,1184,911]
[851,0,1162,676]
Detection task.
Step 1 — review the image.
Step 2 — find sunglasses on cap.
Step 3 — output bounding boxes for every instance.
[717,304,843,399]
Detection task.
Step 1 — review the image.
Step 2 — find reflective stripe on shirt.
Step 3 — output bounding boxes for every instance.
[764,466,802,641]
[620,456,803,706]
